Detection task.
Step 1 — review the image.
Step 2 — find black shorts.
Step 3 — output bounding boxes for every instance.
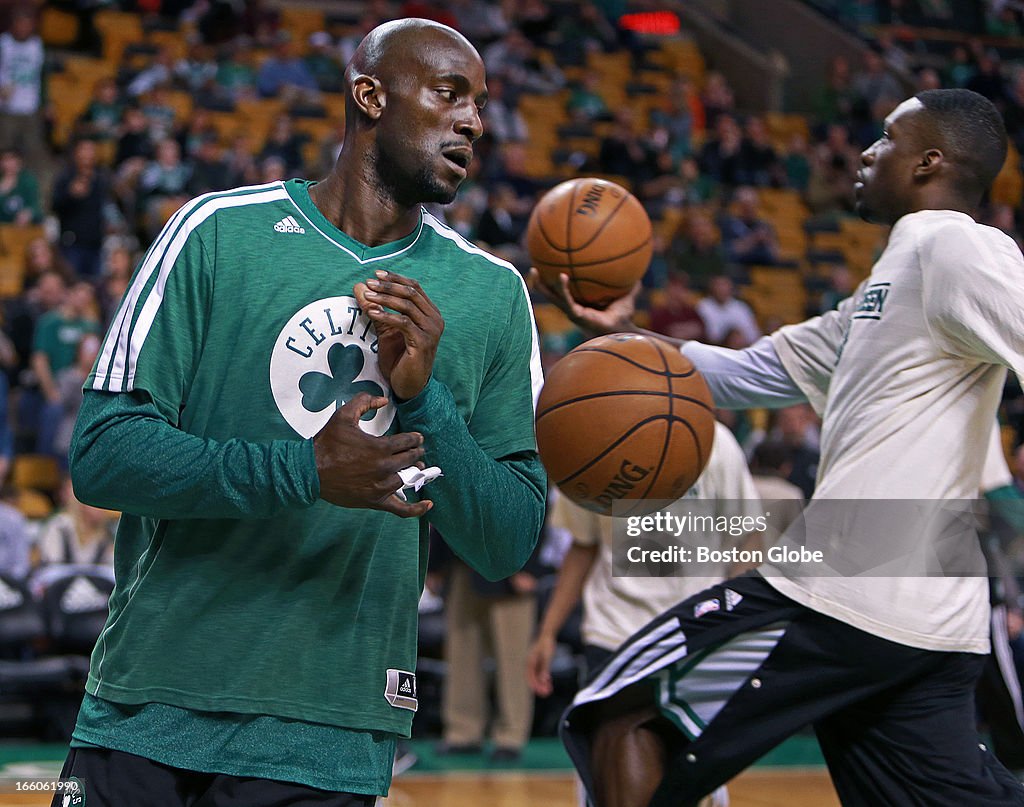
[51,746,378,807]
[561,573,1024,807]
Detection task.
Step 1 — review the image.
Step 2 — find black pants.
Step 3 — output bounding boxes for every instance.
[563,573,1024,807]
[51,747,378,807]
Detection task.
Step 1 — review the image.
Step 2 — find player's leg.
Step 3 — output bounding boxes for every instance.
[195,775,378,806]
[50,746,210,807]
[440,564,487,750]
[815,652,1024,807]
[977,603,1024,771]
[591,702,671,807]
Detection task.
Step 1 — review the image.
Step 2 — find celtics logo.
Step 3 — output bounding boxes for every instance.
[270,296,395,438]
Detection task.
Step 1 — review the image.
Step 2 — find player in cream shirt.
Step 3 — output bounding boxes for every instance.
[537,89,1024,807]
[527,421,758,807]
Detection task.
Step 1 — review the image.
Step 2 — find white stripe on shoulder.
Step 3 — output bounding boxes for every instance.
[93,182,290,391]
[420,211,544,408]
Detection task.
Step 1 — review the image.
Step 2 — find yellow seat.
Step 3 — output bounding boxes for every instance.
[12,454,61,494]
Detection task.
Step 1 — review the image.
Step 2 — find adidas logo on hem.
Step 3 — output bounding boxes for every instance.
[274,215,306,234]
[399,680,414,694]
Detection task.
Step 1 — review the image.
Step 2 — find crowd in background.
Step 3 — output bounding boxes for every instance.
[0,0,1023,748]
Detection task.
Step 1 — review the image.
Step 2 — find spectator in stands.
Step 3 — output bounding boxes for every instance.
[259,154,288,183]
[749,439,805,534]
[52,139,111,279]
[475,183,524,248]
[138,138,193,239]
[486,140,540,204]
[97,243,135,325]
[667,211,727,292]
[481,76,528,143]
[304,31,344,94]
[115,106,155,166]
[915,66,943,93]
[433,526,544,763]
[259,114,306,176]
[817,263,856,313]
[555,0,618,63]
[514,0,559,47]
[566,71,611,126]
[813,54,857,132]
[598,107,658,188]
[985,3,1022,37]
[214,41,259,104]
[176,109,220,160]
[741,115,783,188]
[35,476,116,569]
[699,113,747,188]
[650,75,699,163]
[648,271,706,342]
[0,483,28,578]
[0,147,40,225]
[782,131,812,191]
[6,269,66,406]
[31,280,100,458]
[127,47,178,99]
[140,85,178,144]
[449,0,510,45]
[696,274,761,347]
[53,334,101,467]
[78,78,125,144]
[257,31,320,104]
[700,71,736,130]
[0,9,46,173]
[851,46,904,112]
[222,130,261,187]
[767,403,821,499]
[483,29,564,97]
[946,43,976,89]
[805,142,857,223]
[967,48,1008,105]
[187,134,232,196]
[718,186,781,266]
[175,41,219,97]
[24,237,74,289]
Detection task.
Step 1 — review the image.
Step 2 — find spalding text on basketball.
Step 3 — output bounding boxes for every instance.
[575,184,607,216]
[594,460,652,508]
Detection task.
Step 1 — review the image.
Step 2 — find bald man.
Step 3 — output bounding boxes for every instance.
[52,19,545,807]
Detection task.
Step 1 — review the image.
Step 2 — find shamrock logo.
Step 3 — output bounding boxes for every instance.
[298,342,384,419]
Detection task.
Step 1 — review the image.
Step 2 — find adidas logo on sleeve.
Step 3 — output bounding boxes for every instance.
[274,215,306,234]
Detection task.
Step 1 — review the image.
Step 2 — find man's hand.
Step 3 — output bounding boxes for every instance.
[354,270,443,401]
[529,269,641,336]
[526,633,557,697]
[313,392,431,518]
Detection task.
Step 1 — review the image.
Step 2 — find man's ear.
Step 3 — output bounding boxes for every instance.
[352,75,385,121]
[914,147,944,178]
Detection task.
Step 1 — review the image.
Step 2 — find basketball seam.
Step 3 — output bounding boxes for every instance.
[569,347,703,380]
[618,419,702,517]
[566,181,580,295]
[526,233,652,267]
[536,389,714,420]
[554,413,704,486]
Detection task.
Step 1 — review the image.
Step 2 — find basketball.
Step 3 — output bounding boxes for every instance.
[526,177,653,307]
[535,333,716,516]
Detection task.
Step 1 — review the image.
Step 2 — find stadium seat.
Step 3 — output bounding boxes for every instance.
[11,454,61,494]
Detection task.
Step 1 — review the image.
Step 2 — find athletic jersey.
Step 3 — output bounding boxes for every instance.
[82,180,540,737]
[769,209,1024,654]
[552,422,761,650]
